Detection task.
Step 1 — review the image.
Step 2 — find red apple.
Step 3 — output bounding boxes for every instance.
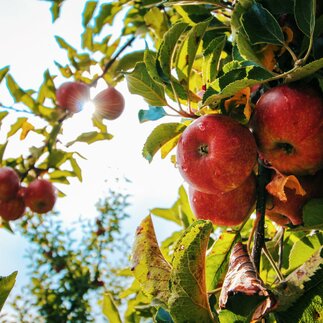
[266,171,323,226]
[0,167,20,201]
[24,179,56,214]
[189,173,256,226]
[56,82,90,113]
[0,195,26,221]
[250,84,323,175]
[176,114,257,193]
[93,87,125,120]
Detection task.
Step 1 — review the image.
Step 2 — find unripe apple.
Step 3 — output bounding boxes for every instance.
[266,171,323,226]
[93,87,125,120]
[0,167,20,201]
[177,114,257,193]
[189,173,256,226]
[250,84,323,175]
[24,179,56,214]
[0,195,26,221]
[56,82,90,113]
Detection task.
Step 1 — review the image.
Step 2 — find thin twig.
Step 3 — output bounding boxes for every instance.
[263,244,284,282]
[90,35,136,87]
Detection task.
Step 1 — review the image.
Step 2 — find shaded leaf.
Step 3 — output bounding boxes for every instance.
[115,51,145,73]
[82,1,98,27]
[241,2,284,45]
[288,58,323,82]
[303,198,323,229]
[294,0,316,37]
[168,220,216,323]
[0,271,17,311]
[126,62,167,107]
[142,122,186,162]
[102,292,122,323]
[131,215,171,305]
[138,106,167,123]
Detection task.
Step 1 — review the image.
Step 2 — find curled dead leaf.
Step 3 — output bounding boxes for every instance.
[219,242,276,321]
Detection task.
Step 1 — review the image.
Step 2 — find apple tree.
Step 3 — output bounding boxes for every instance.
[1,0,323,322]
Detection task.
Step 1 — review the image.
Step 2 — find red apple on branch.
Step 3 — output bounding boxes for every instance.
[0,195,26,221]
[250,84,323,175]
[0,167,20,201]
[56,82,90,113]
[93,87,125,120]
[176,114,257,193]
[189,173,256,226]
[24,179,57,214]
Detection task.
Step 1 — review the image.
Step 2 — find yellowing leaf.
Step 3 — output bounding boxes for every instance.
[102,292,122,323]
[224,87,252,120]
[131,215,171,305]
[160,133,181,159]
[168,220,216,322]
[20,120,34,140]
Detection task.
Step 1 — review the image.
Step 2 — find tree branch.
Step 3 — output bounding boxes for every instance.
[251,159,272,272]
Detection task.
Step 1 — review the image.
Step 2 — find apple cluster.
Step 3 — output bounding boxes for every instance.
[177,83,323,227]
[0,167,56,222]
[56,82,125,120]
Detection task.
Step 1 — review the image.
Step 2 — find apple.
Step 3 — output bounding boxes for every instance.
[266,171,323,226]
[189,173,256,226]
[56,82,90,113]
[176,114,257,193]
[0,167,20,201]
[24,179,56,214]
[0,195,26,221]
[93,87,125,120]
[250,84,323,175]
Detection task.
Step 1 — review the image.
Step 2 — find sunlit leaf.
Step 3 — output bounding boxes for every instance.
[169,220,216,322]
[131,215,171,305]
[206,231,240,291]
[82,1,98,27]
[37,70,56,105]
[126,62,167,107]
[102,292,122,323]
[20,120,34,140]
[94,2,122,33]
[92,115,107,133]
[0,142,8,163]
[115,51,145,73]
[151,185,194,228]
[0,66,9,83]
[142,122,186,162]
[7,117,27,138]
[66,131,113,147]
[0,271,17,311]
[69,156,82,182]
[144,7,168,40]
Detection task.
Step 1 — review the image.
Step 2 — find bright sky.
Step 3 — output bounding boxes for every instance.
[0,0,183,310]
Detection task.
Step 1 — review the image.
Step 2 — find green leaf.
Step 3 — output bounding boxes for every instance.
[155,307,173,323]
[115,51,145,73]
[48,149,70,168]
[288,58,323,82]
[66,131,113,147]
[7,117,27,138]
[0,66,9,83]
[158,21,189,81]
[50,2,63,22]
[168,220,216,323]
[151,185,195,228]
[274,247,323,311]
[55,36,76,54]
[92,115,107,133]
[138,106,167,123]
[176,18,211,82]
[206,231,240,291]
[144,7,168,39]
[0,142,8,163]
[37,70,56,105]
[218,309,250,323]
[94,2,122,33]
[69,156,82,182]
[203,35,226,84]
[102,292,122,323]
[302,198,323,229]
[294,0,316,37]
[126,62,167,107]
[287,232,323,274]
[142,122,186,162]
[0,271,17,311]
[82,1,98,27]
[241,2,284,45]
[81,27,94,50]
[131,215,172,305]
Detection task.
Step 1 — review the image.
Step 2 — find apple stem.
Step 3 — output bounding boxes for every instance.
[251,159,272,273]
[278,227,285,270]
